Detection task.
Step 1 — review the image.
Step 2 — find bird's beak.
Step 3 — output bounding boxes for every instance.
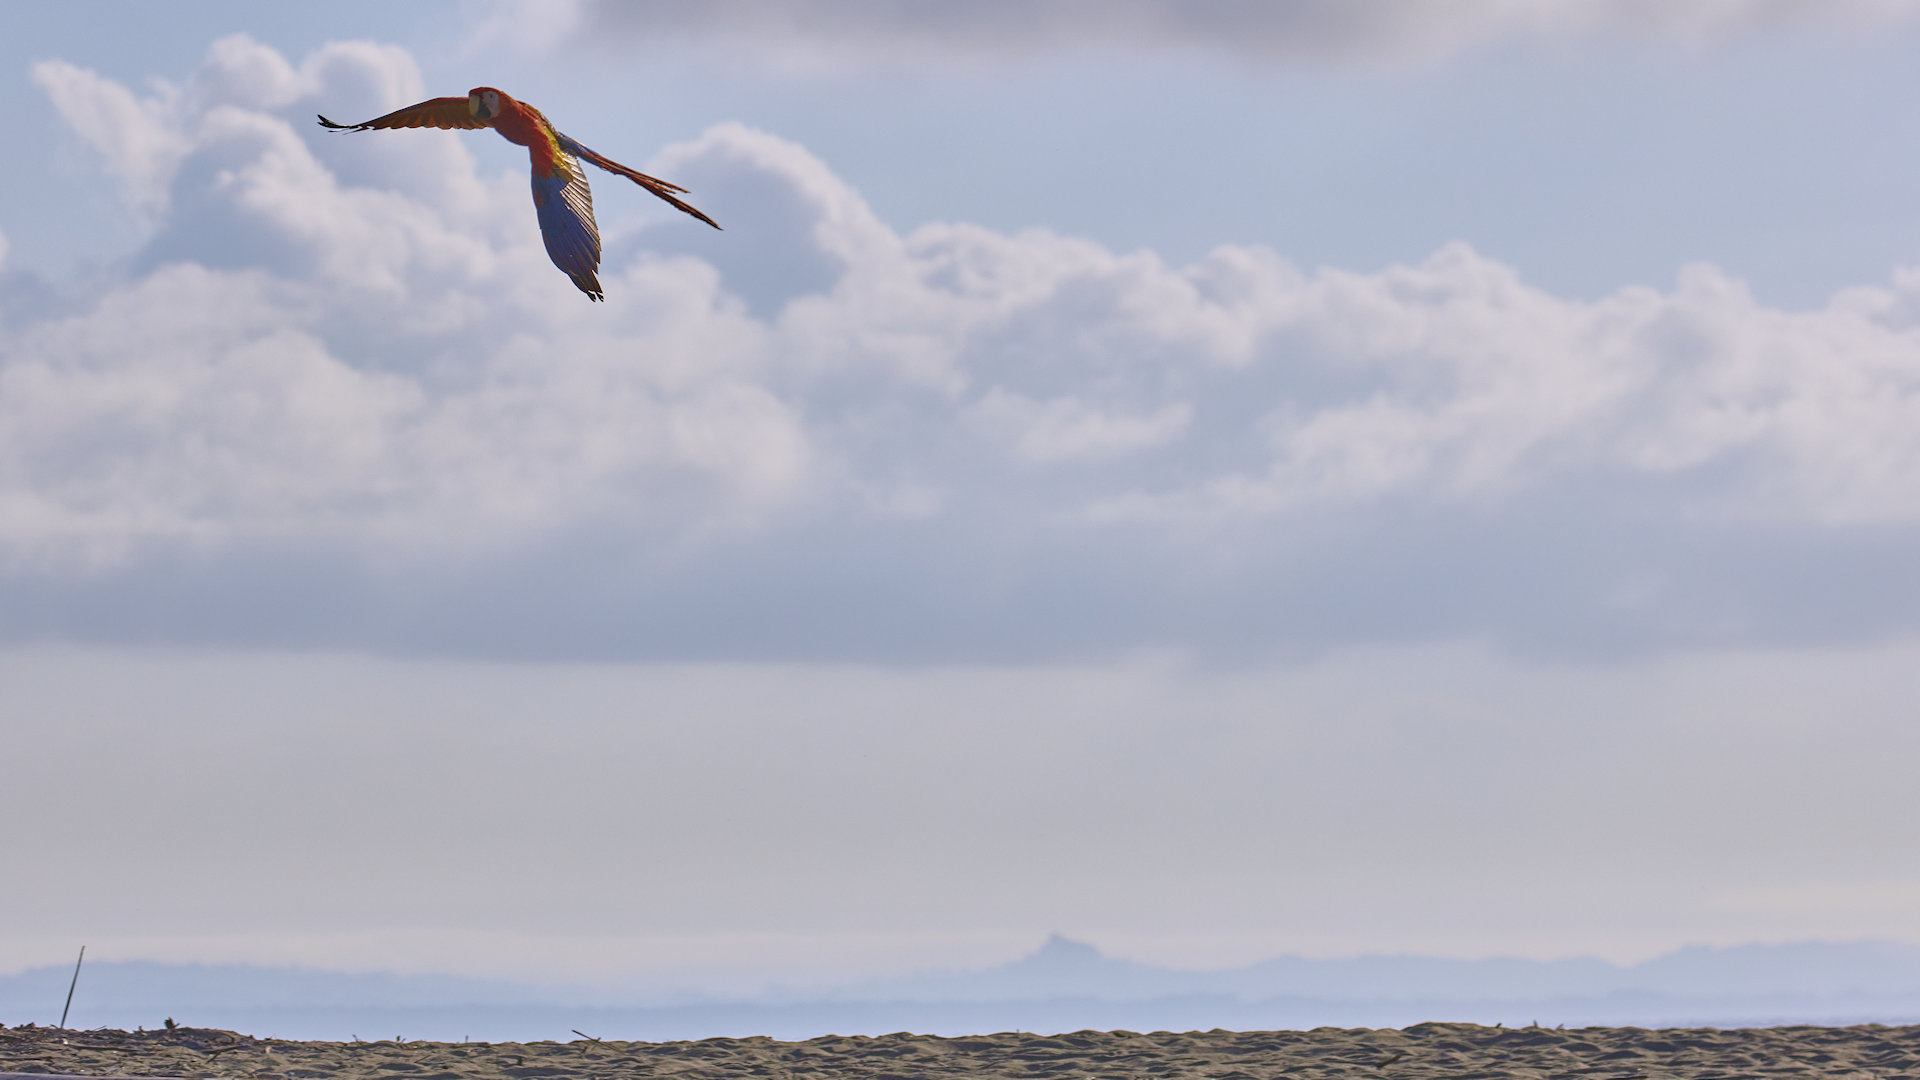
[469,97,492,121]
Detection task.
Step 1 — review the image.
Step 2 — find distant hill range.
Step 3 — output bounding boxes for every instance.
[8,936,1920,1042]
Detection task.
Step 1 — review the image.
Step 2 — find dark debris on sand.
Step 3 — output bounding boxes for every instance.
[8,1020,1920,1079]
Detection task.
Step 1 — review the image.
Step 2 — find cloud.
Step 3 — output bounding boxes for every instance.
[14,35,1920,660]
[12,39,811,572]
[32,61,189,222]
[545,0,1920,68]
[970,391,1193,463]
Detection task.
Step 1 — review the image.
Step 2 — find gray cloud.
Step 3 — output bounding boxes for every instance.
[548,0,1920,67]
[13,36,1920,663]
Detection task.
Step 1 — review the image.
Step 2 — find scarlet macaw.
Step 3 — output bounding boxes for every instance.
[318,87,719,301]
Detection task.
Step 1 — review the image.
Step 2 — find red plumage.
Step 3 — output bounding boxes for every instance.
[319,87,719,301]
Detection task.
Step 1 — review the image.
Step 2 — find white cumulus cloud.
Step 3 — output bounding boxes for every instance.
[972,391,1193,463]
[15,35,1920,658]
[546,0,1920,68]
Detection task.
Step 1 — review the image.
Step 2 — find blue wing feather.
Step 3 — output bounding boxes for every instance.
[530,157,603,301]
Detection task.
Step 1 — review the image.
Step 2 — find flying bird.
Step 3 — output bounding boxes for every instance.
[318,87,719,302]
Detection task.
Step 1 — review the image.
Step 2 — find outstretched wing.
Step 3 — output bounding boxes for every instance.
[555,132,721,230]
[317,97,486,132]
[532,159,605,301]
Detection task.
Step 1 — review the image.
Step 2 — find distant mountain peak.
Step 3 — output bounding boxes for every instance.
[1024,935,1105,968]
[9,940,1920,1039]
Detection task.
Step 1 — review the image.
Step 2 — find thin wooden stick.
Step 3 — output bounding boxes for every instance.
[58,946,85,1029]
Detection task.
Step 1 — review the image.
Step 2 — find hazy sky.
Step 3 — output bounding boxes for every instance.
[7,0,1920,991]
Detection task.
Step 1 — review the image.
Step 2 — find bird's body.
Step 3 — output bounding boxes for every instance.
[319,87,718,301]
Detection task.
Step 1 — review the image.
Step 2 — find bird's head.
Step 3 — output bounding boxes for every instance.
[467,87,505,122]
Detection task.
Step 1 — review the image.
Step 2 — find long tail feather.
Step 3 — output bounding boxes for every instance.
[557,134,721,230]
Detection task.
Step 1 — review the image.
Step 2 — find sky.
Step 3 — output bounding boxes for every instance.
[8,0,1920,994]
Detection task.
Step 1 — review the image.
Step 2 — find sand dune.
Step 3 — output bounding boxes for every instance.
[6,1021,1918,1078]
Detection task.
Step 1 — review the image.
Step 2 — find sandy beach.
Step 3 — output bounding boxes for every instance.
[5,1021,1918,1079]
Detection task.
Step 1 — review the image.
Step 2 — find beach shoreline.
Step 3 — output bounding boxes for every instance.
[6,1021,1918,1079]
